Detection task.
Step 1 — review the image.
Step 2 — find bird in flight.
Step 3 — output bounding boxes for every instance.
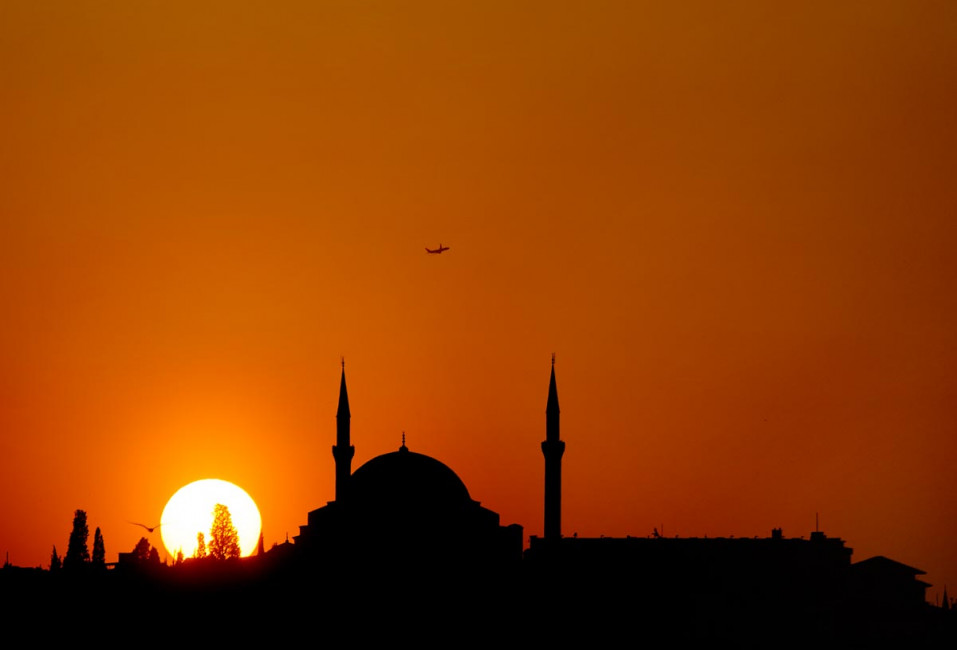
[130,521,162,533]
[425,243,450,254]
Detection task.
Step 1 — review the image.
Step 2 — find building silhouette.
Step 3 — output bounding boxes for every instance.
[281,359,944,642]
[293,364,523,577]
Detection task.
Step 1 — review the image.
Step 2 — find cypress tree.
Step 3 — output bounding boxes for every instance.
[63,509,90,570]
[91,527,106,569]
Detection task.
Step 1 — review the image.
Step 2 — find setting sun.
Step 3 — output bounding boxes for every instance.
[160,479,262,558]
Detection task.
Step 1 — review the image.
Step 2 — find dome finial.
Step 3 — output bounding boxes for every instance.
[551,352,555,367]
[400,431,407,451]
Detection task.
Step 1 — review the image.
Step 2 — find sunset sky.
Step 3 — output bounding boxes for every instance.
[1,1,955,598]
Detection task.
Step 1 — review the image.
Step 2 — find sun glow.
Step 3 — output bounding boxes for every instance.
[160,479,262,558]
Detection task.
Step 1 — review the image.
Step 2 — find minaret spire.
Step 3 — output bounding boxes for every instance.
[542,354,565,541]
[332,359,354,501]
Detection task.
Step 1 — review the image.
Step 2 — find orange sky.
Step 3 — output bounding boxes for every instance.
[1,1,955,599]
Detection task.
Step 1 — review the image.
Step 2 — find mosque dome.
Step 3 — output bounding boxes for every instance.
[347,443,473,512]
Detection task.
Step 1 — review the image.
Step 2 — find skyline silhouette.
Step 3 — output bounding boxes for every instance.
[3,362,954,643]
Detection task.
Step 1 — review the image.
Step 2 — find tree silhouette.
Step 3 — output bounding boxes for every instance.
[50,546,61,572]
[148,546,160,564]
[132,537,151,562]
[64,509,90,569]
[195,531,207,559]
[208,503,241,560]
[91,527,105,569]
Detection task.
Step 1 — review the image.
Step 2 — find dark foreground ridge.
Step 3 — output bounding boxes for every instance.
[2,551,955,645]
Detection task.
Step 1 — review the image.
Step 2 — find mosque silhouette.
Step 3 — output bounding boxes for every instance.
[264,359,946,644]
[292,363,523,571]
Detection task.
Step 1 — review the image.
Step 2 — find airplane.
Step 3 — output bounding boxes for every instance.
[425,243,450,254]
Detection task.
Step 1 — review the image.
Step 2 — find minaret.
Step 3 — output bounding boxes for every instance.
[542,354,565,541]
[332,359,354,502]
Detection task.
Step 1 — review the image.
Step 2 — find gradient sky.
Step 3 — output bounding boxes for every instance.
[1,1,955,599]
